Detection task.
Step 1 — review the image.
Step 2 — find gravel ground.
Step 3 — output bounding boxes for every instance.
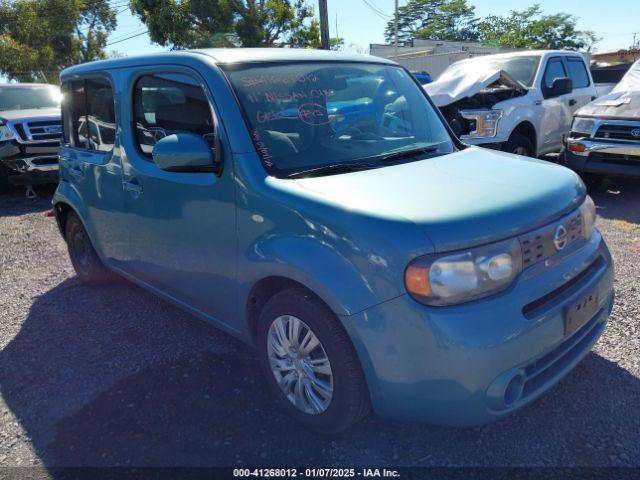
[0,181,639,472]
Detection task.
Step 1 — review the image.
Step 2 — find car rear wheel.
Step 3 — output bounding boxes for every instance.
[257,288,370,433]
[65,212,115,285]
[504,133,535,157]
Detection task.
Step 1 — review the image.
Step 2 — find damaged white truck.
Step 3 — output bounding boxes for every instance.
[425,50,598,157]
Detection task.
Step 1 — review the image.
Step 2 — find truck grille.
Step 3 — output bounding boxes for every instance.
[13,120,62,143]
[519,210,583,267]
[594,123,640,143]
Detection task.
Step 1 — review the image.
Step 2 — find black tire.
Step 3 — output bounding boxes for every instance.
[504,133,535,157]
[257,288,370,433]
[581,173,605,193]
[0,162,11,195]
[65,212,115,285]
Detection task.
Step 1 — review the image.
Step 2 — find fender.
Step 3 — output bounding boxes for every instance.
[494,98,541,151]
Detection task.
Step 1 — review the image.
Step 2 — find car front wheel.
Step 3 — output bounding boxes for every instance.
[257,288,370,433]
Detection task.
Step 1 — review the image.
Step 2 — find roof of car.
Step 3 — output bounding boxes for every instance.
[456,50,586,62]
[61,48,396,77]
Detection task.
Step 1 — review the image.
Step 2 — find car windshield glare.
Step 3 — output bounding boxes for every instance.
[222,62,454,177]
[0,86,61,111]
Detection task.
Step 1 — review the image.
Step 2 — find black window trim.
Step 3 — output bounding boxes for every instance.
[61,74,117,154]
[128,67,221,170]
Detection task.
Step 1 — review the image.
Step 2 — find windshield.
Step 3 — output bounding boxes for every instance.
[440,56,540,87]
[222,62,454,177]
[0,85,61,111]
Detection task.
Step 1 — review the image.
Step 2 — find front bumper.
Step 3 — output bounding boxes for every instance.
[563,139,640,178]
[343,231,614,426]
[0,140,59,185]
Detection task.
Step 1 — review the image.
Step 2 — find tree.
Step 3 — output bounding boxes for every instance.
[384,0,478,44]
[478,5,596,51]
[130,0,321,49]
[0,0,117,82]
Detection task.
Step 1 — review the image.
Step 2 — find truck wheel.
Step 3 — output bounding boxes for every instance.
[257,288,370,433]
[0,163,11,195]
[65,212,115,285]
[504,133,534,157]
[581,173,604,193]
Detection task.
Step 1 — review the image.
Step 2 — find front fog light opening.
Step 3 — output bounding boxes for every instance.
[504,373,525,406]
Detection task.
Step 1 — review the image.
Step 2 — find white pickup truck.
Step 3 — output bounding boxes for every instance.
[425,50,599,157]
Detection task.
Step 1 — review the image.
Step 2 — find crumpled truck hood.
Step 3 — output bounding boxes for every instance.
[424,69,525,108]
[576,59,640,119]
[0,107,61,121]
[575,89,640,120]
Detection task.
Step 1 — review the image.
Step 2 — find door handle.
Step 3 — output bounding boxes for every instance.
[123,179,143,194]
[568,99,577,106]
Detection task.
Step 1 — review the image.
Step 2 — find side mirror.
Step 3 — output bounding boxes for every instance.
[545,77,573,98]
[151,133,220,173]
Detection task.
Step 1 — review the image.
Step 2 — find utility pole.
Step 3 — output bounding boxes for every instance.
[319,0,330,50]
[394,0,399,57]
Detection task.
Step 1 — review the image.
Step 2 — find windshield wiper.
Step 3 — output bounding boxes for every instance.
[379,146,439,163]
[286,162,375,179]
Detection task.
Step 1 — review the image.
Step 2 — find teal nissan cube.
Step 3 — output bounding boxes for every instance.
[54,49,614,433]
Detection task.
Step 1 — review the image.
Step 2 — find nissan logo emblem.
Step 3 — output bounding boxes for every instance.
[554,224,568,251]
[631,128,640,138]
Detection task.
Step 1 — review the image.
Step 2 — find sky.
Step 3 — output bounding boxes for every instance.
[111,0,640,57]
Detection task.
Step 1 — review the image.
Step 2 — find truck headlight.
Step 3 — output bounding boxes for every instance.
[570,117,595,137]
[580,195,596,239]
[405,237,522,306]
[460,109,502,139]
[0,119,15,141]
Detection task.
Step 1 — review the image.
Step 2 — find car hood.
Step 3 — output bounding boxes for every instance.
[576,89,640,120]
[424,69,526,107]
[294,147,585,252]
[0,107,61,121]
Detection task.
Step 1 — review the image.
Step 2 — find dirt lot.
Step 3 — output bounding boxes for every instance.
[0,182,639,471]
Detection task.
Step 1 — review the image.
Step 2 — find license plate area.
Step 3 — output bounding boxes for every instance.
[565,290,599,336]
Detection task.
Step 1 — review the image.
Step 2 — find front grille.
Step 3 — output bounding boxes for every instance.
[519,210,582,268]
[25,120,62,141]
[594,123,640,143]
[12,120,62,143]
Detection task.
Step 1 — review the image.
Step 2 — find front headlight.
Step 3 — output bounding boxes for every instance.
[405,237,522,306]
[570,117,595,137]
[0,119,15,141]
[460,109,502,138]
[580,195,596,239]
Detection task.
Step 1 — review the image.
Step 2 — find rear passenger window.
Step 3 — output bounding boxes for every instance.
[133,73,215,158]
[566,58,590,88]
[61,77,116,151]
[543,58,567,89]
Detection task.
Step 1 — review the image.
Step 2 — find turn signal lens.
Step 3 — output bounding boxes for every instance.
[567,142,586,153]
[404,264,432,297]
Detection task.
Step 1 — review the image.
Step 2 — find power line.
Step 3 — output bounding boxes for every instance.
[361,0,392,18]
[106,29,148,46]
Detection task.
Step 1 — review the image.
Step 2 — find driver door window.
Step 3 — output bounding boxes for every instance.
[133,73,215,158]
[543,57,568,90]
